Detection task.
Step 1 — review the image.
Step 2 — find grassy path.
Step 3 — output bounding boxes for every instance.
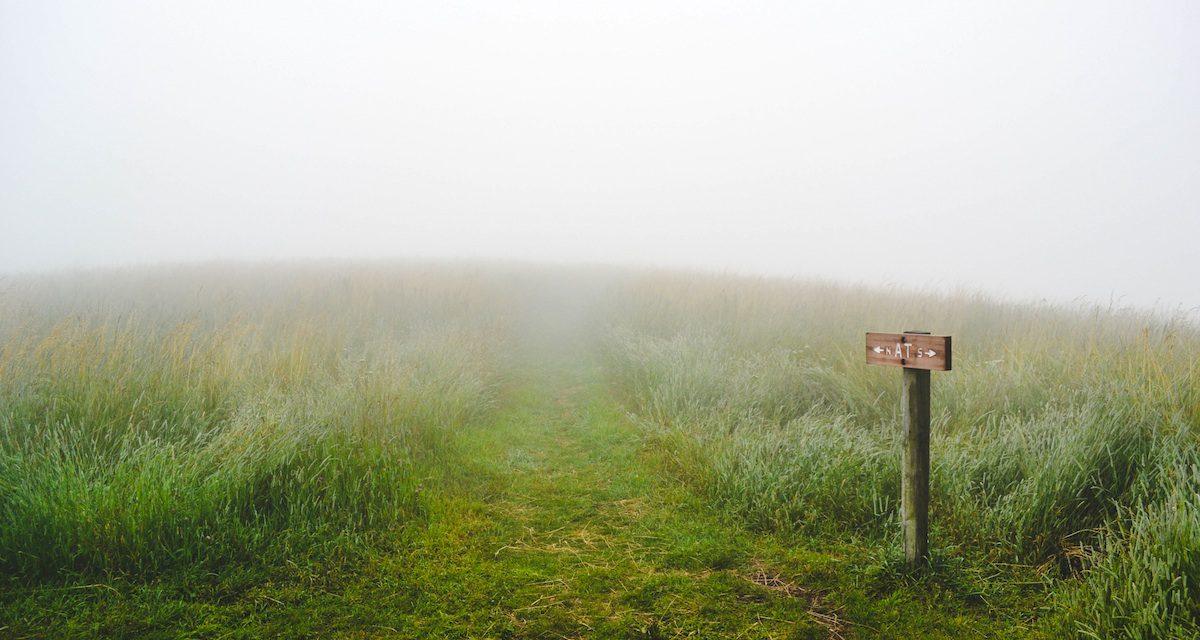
[1,360,1039,638]
[367,360,1032,639]
[394,364,850,638]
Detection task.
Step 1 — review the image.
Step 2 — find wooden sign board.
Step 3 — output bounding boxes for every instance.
[866,332,951,371]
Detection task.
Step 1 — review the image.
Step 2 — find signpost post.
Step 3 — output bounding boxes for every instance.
[866,331,952,568]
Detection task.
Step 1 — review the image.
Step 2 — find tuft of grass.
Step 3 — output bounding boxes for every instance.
[1062,440,1200,639]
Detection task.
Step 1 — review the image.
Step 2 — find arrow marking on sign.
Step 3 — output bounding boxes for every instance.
[870,346,937,358]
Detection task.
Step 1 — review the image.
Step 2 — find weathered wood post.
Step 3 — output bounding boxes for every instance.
[866,330,951,568]
[901,344,931,565]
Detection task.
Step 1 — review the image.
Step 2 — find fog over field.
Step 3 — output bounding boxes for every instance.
[2,1,1198,310]
[5,5,1200,637]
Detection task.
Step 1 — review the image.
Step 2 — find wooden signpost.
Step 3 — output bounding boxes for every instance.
[866,331,952,567]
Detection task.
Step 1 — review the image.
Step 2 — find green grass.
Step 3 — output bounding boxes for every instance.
[1,263,1197,637]
[602,272,1200,638]
[0,359,1046,638]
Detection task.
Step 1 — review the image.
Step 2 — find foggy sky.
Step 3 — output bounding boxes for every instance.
[2,1,1198,311]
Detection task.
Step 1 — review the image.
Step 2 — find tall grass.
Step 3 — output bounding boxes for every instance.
[0,264,507,579]
[602,271,1200,636]
[1067,438,1200,639]
[4,263,1198,636]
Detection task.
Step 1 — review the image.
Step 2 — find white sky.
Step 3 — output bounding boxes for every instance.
[2,1,1198,311]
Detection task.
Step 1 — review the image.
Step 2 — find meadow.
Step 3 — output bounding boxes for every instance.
[0,265,510,578]
[602,273,1200,638]
[0,263,1196,638]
